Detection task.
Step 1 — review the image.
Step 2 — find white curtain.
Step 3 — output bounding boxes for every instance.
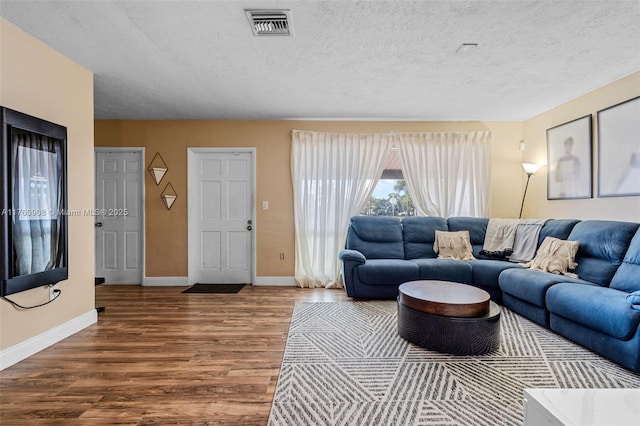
[291,130,392,288]
[397,131,492,217]
[11,132,62,276]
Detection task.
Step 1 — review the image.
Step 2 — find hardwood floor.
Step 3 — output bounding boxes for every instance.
[0,285,351,425]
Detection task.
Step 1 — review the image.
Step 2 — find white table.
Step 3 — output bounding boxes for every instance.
[524,389,640,426]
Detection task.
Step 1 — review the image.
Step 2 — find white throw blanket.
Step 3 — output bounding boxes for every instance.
[483,219,519,252]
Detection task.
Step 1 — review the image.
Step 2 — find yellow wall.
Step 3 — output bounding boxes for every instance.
[522,73,640,221]
[95,120,524,278]
[0,19,95,349]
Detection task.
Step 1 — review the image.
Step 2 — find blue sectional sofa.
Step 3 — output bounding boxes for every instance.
[338,216,640,373]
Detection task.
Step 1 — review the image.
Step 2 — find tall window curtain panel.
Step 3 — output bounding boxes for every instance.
[398,131,492,217]
[291,130,392,288]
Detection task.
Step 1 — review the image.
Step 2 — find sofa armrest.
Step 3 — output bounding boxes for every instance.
[339,249,366,265]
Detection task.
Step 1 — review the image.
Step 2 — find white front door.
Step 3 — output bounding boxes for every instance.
[188,149,253,284]
[95,149,143,284]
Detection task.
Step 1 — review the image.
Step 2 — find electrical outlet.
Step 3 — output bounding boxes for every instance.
[280,252,285,260]
[49,284,59,300]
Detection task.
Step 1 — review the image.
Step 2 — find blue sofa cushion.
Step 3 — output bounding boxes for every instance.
[567,220,640,286]
[470,259,523,289]
[346,216,404,259]
[538,219,580,243]
[410,258,472,284]
[402,216,448,259]
[447,217,489,258]
[610,229,640,293]
[547,283,640,340]
[499,268,594,307]
[356,259,419,285]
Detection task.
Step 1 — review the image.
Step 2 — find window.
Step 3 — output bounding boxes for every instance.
[360,149,414,216]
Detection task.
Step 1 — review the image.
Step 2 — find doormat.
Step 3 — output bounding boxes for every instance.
[182,284,246,294]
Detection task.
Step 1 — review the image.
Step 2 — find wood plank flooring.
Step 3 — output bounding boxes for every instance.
[0,285,351,425]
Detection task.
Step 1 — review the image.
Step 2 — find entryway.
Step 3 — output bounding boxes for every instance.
[187,148,254,285]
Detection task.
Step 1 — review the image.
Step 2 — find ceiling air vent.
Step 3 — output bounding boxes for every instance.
[245,9,292,36]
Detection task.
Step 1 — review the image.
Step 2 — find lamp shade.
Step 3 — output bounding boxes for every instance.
[522,162,542,175]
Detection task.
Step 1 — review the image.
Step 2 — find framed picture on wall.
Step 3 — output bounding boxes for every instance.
[597,96,640,197]
[546,115,593,200]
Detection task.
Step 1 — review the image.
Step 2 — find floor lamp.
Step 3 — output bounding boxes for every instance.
[519,163,542,219]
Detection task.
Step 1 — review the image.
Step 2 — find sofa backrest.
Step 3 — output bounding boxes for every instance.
[447,217,489,258]
[610,228,640,293]
[346,216,404,259]
[538,219,580,244]
[567,220,640,286]
[402,216,449,259]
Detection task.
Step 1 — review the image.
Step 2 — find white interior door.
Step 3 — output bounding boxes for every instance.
[188,149,253,284]
[95,149,143,284]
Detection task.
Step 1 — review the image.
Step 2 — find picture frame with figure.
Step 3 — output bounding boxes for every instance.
[597,96,640,197]
[546,115,593,200]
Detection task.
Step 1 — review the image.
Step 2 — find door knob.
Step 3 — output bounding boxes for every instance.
[247,225,252,231]
[95,222,103,228]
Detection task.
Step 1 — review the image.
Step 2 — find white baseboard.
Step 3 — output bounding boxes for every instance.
[99,282,140,285]
[142,276,189,286]
[142,276,296,286]
[0,309,97,371]
[253,276,296,286]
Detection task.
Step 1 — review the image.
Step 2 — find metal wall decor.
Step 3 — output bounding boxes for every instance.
[147,152,168,185]
[161,182,177,210]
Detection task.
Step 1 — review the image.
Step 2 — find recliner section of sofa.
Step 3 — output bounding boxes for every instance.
[546,226,640,372]
[340,216,477,298]
[341,217,408,299]
[339,216,640,373]
[499,220,639,327]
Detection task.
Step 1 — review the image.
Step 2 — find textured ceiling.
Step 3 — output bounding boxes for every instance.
[1,1,639,121]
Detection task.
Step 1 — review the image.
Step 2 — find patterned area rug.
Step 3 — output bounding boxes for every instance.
[268,301,640,426]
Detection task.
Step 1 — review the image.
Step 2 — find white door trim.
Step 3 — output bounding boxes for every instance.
[187,147,256,285]
[94,147,145,284]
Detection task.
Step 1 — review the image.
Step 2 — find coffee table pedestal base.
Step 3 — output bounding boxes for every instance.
[397,299,501,355]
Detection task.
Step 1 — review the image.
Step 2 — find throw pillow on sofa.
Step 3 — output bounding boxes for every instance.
[433,230,476,261]
[523,236,579,278]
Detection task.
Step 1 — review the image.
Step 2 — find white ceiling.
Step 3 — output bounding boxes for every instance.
[1,1,639,121]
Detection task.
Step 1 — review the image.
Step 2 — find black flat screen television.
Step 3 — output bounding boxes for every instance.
[1,107,68,297]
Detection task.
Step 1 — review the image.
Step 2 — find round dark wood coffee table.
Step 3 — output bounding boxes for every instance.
[397,280,500,355]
